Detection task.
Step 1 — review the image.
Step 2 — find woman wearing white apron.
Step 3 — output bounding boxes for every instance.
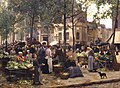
[46,45,53,73]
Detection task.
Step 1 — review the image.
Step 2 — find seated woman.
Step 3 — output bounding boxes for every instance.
[63,49,83,78]
[65,49,77,68]
[26,50,32,61]
[16,52,25,62]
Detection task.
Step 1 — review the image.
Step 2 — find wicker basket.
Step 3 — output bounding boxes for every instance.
[53,65,63,72]
[60,72,70,79]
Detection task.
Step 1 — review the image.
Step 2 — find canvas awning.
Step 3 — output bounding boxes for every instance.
[108,31,120,44]
[97,42,109,46]
[50,41,58,46]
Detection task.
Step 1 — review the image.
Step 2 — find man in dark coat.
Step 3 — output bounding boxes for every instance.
[37,42,49,74]
[33,54,42,85]
[54,46,65,63]
[38,42,46,64]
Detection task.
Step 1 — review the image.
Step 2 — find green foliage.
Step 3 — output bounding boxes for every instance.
[0,9,12,39]
[93,0,118,22]
[0,3,24,40]
[9,0,81,29]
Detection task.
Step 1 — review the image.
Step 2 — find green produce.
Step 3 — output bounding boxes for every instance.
[7,61,33,70]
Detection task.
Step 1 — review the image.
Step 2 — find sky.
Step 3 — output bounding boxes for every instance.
[76,0,112,28]
[87,4,112,28]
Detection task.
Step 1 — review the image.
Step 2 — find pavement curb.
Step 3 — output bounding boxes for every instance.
[49,78,120,88]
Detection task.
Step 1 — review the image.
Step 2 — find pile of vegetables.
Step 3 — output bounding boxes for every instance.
[6,60,33,70]
[79,52,87,57]
[0,54,16,59]
[94,53,112,61]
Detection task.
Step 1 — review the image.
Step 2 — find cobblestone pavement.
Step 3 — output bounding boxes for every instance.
[80,81,120,88]
[1,66,120,88]
[49,68,120,88]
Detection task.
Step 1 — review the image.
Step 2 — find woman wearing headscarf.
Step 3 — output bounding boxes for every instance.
[16,52,25,62]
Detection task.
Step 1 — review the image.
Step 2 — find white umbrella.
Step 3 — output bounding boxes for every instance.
[50,41,58,46]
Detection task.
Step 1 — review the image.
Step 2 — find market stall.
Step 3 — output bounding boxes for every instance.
[0,54,16,71]
[94,51,113,70]
[76,51,88,68]
[5,57,34,79]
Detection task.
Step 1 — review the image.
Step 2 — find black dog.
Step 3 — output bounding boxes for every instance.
[98,72,107,79]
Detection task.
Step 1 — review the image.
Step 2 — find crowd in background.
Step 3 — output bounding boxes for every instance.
[0,38,115,78]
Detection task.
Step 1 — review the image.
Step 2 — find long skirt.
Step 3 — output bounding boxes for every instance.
[42,59,49,74]
[88,56,94,71]
[48,58,53,73]
[68,66,84,78]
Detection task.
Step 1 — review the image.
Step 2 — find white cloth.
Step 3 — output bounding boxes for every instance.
[46,48,53,72]
[48,58,53,72]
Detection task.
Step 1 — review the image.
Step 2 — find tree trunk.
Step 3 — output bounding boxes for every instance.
[111,0,119,71]
[30,12,35,41]
[12,31,15,44]
[72,0,75,52]
[64,0,67,58]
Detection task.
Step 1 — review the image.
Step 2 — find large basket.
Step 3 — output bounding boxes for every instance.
[60,72,70,79]
[53,65,64,76]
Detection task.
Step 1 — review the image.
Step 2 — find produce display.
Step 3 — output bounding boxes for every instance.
[6,60,33,70]
[94,53,99,57]
[94,53,112,61]
[79,52,87,57]
[0,54,16,59]
[0,54,3,58]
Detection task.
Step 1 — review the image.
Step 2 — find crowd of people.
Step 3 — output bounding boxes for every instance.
[0,40,67,85]
[0,39,115,85]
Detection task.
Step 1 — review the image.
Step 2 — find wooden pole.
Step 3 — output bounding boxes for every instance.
[111,0,119,71]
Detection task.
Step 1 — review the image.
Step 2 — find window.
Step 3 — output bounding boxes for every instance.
[66,32,69,40]
[76,32,80,40]
[59,33,62,40]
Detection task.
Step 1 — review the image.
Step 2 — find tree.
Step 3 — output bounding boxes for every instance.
[0,7,12,51]
[93,0,120,70]
[9,0,77,44]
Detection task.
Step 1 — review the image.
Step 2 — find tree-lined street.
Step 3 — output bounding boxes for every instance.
[0,0,120,88]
